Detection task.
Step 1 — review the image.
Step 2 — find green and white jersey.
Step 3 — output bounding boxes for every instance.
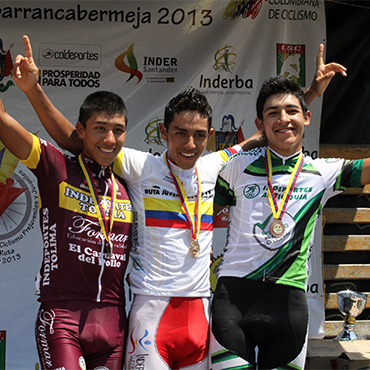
[215,146,364,291]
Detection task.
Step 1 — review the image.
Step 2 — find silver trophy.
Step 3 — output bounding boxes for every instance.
[336,290,368,340]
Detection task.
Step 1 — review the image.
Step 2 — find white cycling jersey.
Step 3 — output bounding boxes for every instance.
[113,146,240,297]
[215,147,364,290]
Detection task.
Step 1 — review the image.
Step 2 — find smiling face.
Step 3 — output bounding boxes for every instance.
[160,110,214,170]
[76,111,126,167]
[255,93,311,157]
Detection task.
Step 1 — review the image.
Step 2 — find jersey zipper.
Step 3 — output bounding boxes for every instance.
[96,243,105,302]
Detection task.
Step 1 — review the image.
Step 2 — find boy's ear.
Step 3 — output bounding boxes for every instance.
[255,118,264,132]
[304,110,311,127]
[159,122,168,142]
[208,127,215,138]
[76,121,85,139]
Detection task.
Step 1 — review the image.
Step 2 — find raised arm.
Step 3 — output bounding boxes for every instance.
[304,43,347,105]
[0,96,33,160]
[239,44,346,152]
[12,35,82,155]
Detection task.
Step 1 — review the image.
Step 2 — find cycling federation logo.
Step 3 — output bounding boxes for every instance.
[277,43,306,87]
[115,44,143,84]
[213,45,236,73]
[0,38,14,93]
[223,0,267,20]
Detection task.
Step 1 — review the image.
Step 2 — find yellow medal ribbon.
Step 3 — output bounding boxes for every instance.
[164,152,201,256]
[265,147,304,221]
[78,154,116,256]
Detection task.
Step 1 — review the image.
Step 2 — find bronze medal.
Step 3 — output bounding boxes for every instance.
[265,148,304,240]
[190,239,200,258]
[270,219,285,237]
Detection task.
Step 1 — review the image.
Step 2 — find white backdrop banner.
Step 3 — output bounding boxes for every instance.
[0,1,325,368]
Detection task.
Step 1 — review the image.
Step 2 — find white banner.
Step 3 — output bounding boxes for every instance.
[0,1,326,368]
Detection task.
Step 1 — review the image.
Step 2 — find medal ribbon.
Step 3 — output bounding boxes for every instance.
[78,153,116,245]
[264,147,304,220]
[164,152,201,241]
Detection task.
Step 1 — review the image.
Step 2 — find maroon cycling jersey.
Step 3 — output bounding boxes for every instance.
[22,135,132,305]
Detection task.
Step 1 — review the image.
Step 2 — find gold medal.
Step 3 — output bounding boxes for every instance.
[270,219,285,237]
[190,239,200,258]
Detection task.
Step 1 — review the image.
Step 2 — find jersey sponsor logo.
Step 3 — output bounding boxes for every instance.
[127,353,149,370]
[253,212,294,251]
[67,215,130,244]
[36,308,56,369]
[42,209,58,286]
[61,182,132,223]
[66,214,130,267]
[243,184,260,199]
[128,327,152,354]
[69,242,127,268]
[261,184,312,200]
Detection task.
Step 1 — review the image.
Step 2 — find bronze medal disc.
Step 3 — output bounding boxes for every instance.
[190,239,200,258]
[270,219,285,237]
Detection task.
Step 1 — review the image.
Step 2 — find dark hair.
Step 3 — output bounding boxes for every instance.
[78,91,128,127]
[256,76,308,120]
[164,87,213,131]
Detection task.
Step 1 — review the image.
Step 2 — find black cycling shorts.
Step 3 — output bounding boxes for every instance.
[211,277,308,370]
